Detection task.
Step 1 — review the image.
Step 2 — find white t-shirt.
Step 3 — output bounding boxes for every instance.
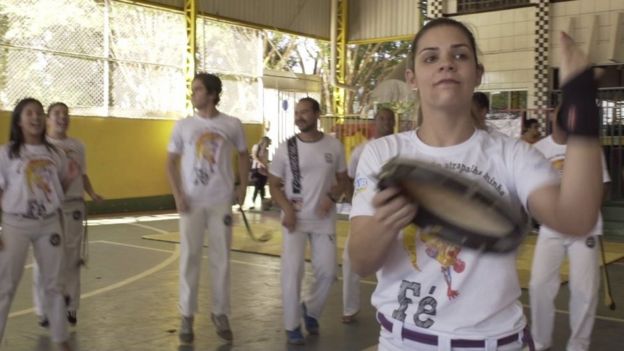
[167,113,247,206]
[47,136,86,200]
[251,143,268,170]
[348,141,368,179]
[534,135,611,237]
[0,144,67,218]
[270,134,347,233]
[350,129,559,337]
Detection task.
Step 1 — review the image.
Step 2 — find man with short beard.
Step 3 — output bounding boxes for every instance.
[269,97,349,345]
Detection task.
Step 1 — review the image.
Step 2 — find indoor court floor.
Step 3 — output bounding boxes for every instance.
[1,209,623,351]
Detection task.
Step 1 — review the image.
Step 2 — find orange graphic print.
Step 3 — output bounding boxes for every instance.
[63,148,81,178]
[25,159,55,202]
[551,158,565,174]
[402,225,421,271]
[421,230,466,300]
[195,132,223,170]
[193,131,224,185]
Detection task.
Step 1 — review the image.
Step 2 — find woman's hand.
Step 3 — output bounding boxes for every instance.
[372,187,418,234]
[558,31,591,86]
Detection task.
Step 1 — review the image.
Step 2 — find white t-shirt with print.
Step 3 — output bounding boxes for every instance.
[251,143,269,170]
[270,134,347,233]
[167,113,247,206]
[47,137,85,200]
[348,141,368,179]
[534,135,611,237]
[0,144,67,218]
[350,129,559,337]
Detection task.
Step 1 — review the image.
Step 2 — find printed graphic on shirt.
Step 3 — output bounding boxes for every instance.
[24,158,56,217]
[441,161,505,197]
[421,229,465,300]
[62,148,82,175]
[391,280,439,329]
[324,153,333,163]
[354,177,368,194]
[193,130,224,185]
[403,225,420,270]
[551,158,565,173]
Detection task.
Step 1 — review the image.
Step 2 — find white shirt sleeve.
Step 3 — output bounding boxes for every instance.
[349,143,380,218]
[269,142,287,179]
[336,140,347,173]
[347,144,363,178]
[167,120,184,155]
[233,119,248,152]
[512,140,560,211]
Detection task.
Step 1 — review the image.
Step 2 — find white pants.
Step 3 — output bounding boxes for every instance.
[178,204,232,317]
[281,230,337,330]
[0,214,68,343]
[33,201,85,314]
[378,328,527,351]
[342,234,361,316]
[529,234,599,351]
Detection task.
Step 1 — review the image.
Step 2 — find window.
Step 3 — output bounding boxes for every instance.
[0,0,265,120]
[457,0,531,14]
[488,90,527,111]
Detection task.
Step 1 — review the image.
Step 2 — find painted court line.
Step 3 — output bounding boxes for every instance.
[128,222,171,235]
[9,241,179,319]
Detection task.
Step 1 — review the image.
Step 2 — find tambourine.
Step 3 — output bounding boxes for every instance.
[377,157,530,253]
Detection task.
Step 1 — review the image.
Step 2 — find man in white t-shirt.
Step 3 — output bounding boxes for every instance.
[342,107,396,324]
[33,102,103,328]
[268,97,349,345]
[166,73,250,344]
[529,111,611,351]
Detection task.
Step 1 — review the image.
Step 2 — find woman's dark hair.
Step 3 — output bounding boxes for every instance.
[193,72,222,105]
[9,98,56,159]
[409,18,480,69]
[47,101,69,115]
[472,92,489,111]
[523,118,540,133]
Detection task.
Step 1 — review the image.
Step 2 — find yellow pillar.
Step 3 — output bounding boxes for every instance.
[333,0,348,119]
[184,0,197,114]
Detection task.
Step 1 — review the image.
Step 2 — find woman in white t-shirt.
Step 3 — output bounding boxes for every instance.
[349,18,604,351]
[0,98,76,351]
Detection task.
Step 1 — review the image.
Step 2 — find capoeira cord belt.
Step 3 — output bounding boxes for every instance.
[287,136,302,195]
[557,68,599,137]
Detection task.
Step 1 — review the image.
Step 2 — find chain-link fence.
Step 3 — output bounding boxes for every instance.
[0,0,265,120]
[0,0,106,114]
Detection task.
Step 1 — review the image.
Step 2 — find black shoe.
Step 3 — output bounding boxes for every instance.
[67,311,77,326]
[302,303,319,335]
[38,315,49,328]
[64,295,71,307]
[178,316,194,344]
[211,313,233,343]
